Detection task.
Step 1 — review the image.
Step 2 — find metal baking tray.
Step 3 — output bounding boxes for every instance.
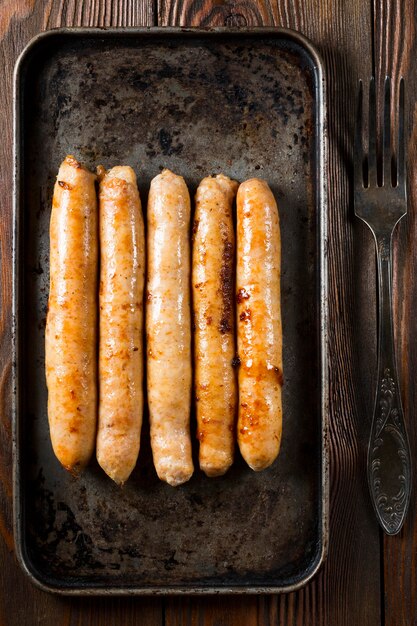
[13,27,328,594]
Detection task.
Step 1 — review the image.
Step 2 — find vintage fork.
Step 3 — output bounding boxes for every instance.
[354,77,411,535]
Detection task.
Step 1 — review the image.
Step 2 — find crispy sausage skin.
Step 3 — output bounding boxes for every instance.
[146,169,194,486]
[96,166,145,485]
[45,155,98,473]
[236,179,283,471]
[192,175,238,477]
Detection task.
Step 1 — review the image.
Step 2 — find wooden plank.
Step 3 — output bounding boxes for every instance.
[0,3,162,625]
[159,1,382,625]
[372,2,417,624]
[163,597,259,626]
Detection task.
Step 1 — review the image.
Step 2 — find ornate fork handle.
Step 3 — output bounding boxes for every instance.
[368,232,412,535]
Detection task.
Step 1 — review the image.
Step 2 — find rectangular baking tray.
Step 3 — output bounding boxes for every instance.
[13,27,328,594]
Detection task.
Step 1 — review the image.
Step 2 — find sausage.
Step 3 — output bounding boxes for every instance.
[96,166,145,485]
[146,169,194,486]
[45,155,98,473]
[236,178,283,471]
[192,175,238,476]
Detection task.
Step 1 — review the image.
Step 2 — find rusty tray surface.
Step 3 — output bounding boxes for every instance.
[13,27,328,594]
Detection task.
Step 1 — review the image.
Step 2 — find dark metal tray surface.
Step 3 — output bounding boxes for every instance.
[13,27,328,594]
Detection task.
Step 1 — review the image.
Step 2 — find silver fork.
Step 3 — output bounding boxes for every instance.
[354,76,411,535]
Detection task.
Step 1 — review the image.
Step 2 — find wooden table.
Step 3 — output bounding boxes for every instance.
[1,1,415,624]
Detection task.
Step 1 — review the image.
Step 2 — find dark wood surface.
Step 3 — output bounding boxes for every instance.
[0,0,415,624]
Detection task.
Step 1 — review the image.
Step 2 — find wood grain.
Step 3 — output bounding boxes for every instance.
[372,2,417,624]
[0,3,162,625]
[42,0,154,29]
[159,0,382,625]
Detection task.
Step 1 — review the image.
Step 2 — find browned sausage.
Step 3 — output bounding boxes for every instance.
[45,155,98,473]
[192,174,238,476]
[96,166,145,485]
[236,178,283,471]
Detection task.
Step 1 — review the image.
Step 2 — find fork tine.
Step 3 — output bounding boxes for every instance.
[383,76,391,186]
[397,78,405,187]
[368,77,377,187]
[354,80,364,188]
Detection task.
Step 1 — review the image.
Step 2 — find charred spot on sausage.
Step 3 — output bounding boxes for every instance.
[239,309,251,321]
[236,287,250,303]
[58,180,73,190]
[219,239,234,334]
[274,366,284,386]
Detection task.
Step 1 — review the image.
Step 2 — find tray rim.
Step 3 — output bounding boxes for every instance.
[12,25,328,595]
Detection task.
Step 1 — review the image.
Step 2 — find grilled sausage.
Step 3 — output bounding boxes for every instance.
[96,166,145,485]
[146,169,194,486]
[45,155,98,473]
[236,178,283,471]
[192,175,238,476]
